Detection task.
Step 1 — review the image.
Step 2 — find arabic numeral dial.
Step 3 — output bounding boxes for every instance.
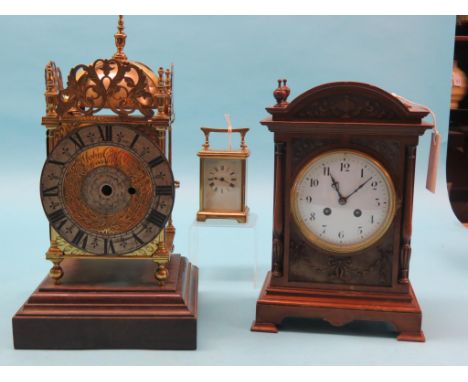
[292,150,396,253]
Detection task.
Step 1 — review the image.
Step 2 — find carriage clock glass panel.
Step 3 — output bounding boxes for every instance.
[202,158,243,211]
[291,149,396,253]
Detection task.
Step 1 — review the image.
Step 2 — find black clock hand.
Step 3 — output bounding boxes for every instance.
[329,173,346,205]
[344,176,373,200]
[329,173,342,197]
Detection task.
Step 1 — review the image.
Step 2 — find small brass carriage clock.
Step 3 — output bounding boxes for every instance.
[13,16,198,350]
[252,80,432,341]
[197,120,249,223]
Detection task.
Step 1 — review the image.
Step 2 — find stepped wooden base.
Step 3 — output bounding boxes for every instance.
[251,272,424,342]
[13,254,198,349]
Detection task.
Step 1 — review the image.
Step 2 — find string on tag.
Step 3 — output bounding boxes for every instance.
[391,93,440,194]
[225,113,233,151]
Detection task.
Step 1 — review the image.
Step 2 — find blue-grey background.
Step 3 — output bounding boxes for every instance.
[0,16,463,365]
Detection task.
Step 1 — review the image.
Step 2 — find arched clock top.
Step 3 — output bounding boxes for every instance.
[265,81,430,124]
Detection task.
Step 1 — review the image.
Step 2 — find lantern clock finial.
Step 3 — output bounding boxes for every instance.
[113,15,127,61]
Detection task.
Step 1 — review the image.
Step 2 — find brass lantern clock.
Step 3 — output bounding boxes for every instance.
[13,16,198,350]
[252,81,433,341]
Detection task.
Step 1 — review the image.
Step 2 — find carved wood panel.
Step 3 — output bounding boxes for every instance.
[295,93,401,121]
[288,229,394,286]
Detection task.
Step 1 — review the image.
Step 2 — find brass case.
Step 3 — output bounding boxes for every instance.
[196,127,250,223]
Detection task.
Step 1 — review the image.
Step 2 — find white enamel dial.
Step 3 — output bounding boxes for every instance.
[291,149,396,253]
[202,158,242,211]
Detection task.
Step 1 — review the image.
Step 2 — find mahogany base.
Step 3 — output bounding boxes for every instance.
[13,254,198,349]
[251,272,424,342]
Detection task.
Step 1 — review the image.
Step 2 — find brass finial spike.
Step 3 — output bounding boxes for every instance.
[118,14,124,33]
[165,68,171,87]
[113,15,128,61]
[158,67,164,84]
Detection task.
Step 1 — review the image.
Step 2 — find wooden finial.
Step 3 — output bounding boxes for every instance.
[273,79,289,107]
[113,15,128,61]
[282,79,290,100]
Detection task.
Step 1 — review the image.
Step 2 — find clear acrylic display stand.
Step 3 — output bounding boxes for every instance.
[189,213,259,287]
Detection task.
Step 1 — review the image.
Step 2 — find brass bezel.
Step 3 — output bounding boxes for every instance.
[291,148,397,254]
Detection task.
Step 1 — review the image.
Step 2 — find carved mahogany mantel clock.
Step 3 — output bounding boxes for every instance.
[251,80,432,341]
[13,16,198,350]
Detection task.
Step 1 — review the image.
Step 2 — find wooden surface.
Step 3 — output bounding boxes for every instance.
[12,254,198,349]
[254,81,431,340]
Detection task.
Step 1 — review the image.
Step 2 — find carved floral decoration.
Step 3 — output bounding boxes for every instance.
[290,238,391,284]
[295,94,400,121]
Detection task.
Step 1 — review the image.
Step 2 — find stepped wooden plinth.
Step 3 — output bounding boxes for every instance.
[13,254,198,349]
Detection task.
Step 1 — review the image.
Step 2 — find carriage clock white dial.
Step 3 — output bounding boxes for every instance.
[203,159,241,210]
[291,149,396,253]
